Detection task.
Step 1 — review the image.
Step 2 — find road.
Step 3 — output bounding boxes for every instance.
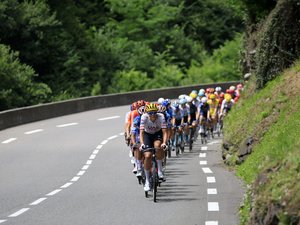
[0,105,244,225]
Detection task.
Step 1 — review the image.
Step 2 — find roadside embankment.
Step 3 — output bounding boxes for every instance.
[222,61,300,224]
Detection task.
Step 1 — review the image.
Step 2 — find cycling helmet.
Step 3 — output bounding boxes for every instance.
[137,105,145,115]
[178,94,187,99]
[189,92,197,99]
[186,96,193,103]
[210,94,216,100]
[157,97,165,105]
[172,101,179,108]
[191,90,198,94]
[136,100,145,108]
[158,105,166,113]
[131,102,137,110]
[216,86,222,92]
[201,97,208,103]
[179,98,187,105]
[146,103,158,112]
[229,86,236,91]
[199,89,205,94]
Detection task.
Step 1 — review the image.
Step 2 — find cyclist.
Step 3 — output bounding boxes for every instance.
[207,94,219,136]
[139,103,167,192]
[171,101,184,150]
[186,96,199,142]
[219,94,234,118]
[199,97,210,135]
[179,98,190,144]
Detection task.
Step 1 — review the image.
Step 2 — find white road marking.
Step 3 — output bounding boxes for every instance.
[24,129,43,134]
[2,138,17,144]
[82,165,89,170]
[205,221,218,225]
[93,150,99,154]
[96,145,103,150]
[119,132,124,135]
[108,135,118,140]
[61,182,73,188]
[86,160,93,165]
[208,202,219,211]
[8,208,30,217]
[207,188,218,195]
[89,154,96,160]
[202,167,213,173]
[199,153,206,158]
[56,123,78,128]
[77,171,86,176]
[47,189,62,196]
[201,146,208,151]
[200,161,207,165]
[71,176,80,182]
[30,198,47,206]
[0,220,7,223]
[101,140,108,145]
[207,177,216,183]
[97,116,120,121]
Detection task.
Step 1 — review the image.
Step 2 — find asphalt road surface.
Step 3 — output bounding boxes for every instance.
[0,105,244,225]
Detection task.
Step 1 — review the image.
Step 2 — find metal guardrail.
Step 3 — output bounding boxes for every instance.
[0,81,239,131]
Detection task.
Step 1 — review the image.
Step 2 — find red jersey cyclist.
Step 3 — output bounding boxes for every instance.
[139,103,167,192]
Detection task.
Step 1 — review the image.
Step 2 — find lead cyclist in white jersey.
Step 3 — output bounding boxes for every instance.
[140,103,167,192]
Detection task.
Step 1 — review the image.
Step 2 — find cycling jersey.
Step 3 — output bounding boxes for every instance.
[221,100,234,113]
[140,113,167,134]
[189,103,198,122]
[199,103,210,117]
[172,107,183,120]
[131,115,141,143]
[208,99,219,115]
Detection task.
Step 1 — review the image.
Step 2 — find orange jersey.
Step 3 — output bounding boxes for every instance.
[127,110,139,127]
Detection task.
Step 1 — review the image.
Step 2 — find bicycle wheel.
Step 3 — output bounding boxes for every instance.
[175,133,179,156]
[189,128,193,151]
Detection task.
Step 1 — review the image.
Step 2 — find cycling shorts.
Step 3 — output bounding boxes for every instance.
[143,130,163,149]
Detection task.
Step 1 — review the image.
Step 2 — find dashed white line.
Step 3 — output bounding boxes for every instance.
[86,160,93,165]
[71,176,80,182]
[61,182,73,188]
[208,202,219,211]
[97,116,120,121]
[202,167,213,173]
[82,165,90,170]
[30,198,47,206]
[93,150,99,154]
[2,138,17,144]
[24,129,43,134]
[199,153,206,158]
[46,189,62,196]
[108,135,118,140]
[96,145,103,150]
[119,132,124,136]
[89,154,96,160]
[200,161,207,165]
[8,208,30,217]
[0,220,7,223]
[201,146,208,151]
[101,140,108,145]
[207,177,216,183]
[56,123,78,128]
[207,188,218,195]
[205,221,218,225]
[77,171,86,176]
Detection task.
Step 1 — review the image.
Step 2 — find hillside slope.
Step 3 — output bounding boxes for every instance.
[222,60,300,224]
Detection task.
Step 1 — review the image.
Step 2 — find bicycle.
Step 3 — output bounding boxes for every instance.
[142,148,162,202]
[199,120,208,144]
[173,126,184,156]
[188,125,195,151]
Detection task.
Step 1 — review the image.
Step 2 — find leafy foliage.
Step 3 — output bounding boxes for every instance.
[0,44,51,110]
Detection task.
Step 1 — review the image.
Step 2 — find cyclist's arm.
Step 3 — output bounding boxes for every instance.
[139,129,145,146]
[162,128,167,145]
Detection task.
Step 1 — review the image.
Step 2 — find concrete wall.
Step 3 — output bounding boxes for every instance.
[0,82,239,131]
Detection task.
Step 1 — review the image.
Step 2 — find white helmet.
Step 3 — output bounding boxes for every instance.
[186,96,193,103]
[178,94,187,99]
[216,86,222,92]
[229,86,236,91]
[201,97,208,103]
[157,97,165,105]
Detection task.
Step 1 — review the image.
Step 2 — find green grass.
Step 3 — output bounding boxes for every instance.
[223,60,300,224]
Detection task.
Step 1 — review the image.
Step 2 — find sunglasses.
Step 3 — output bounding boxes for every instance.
[148,112,157,115]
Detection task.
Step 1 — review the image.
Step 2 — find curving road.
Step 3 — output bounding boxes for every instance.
[0,105,244,225]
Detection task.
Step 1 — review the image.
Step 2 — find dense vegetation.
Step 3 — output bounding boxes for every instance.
[222,0,300,224]
[0,0,244,111]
